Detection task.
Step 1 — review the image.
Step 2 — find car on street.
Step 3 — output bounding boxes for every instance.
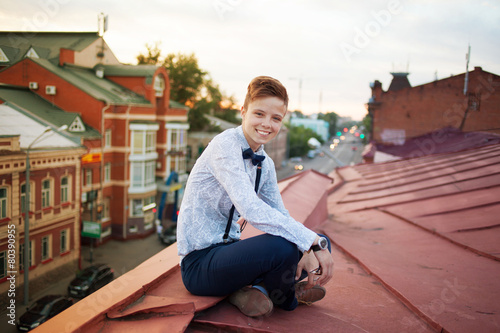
[17,295,73,331]
[67,264,114,298]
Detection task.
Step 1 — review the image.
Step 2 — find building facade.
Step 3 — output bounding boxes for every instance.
[0,109,85,302]
[290,117,330,142]
[0,32,189,242]
[367,67,500,145]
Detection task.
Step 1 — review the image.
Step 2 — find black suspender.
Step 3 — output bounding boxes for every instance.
[223,161,262,243]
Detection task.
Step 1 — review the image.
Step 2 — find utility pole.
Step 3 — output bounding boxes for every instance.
[289,76,303,111]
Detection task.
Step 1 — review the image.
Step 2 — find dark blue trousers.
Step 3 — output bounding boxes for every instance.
[180,233,331,311]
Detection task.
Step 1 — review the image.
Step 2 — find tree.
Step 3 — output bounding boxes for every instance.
[162,53,207,106]
[136,44,238,131]
[287,124,323,157]
[136,41,162,65]
[317,111,339,139]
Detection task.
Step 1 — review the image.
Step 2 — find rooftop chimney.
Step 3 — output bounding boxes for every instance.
[388,72,411,92]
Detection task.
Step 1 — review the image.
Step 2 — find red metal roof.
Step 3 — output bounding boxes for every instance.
[34,145,500,333]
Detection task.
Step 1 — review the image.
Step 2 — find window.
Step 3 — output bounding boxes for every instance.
[85,169,92,186]
[130,196,156,217]
[132,130,157,155]
[154,75,165,97]
[60,229,69,253]
[20,241,33,271]
[131,161,156,189]
[21,184,26,213]
[146,132,155,154]
[26,47,40,58]
[105,129,112,148]
[0,251,6,279]
[68,116,85,132]
[61,177,69,203]
[104,163,111,183]
[42,180,51,208]
[41,235,51,261]
[131,199,143,217]
[165,124,189,175]
[0,187,7,219]
[0,47,9,62]
[102,197,111,220]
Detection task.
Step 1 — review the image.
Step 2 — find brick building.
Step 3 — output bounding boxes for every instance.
[367,67,500,145]
[0,32,189,242]
[0,104,85,302]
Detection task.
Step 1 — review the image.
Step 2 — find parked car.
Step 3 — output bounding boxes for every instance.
[67,264,114,298]
[17,295,73,331]
[158,225,177,245]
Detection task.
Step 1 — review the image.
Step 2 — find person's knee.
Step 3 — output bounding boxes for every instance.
[266,235,299,263]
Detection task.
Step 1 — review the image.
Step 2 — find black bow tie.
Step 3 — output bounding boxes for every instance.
[242,148,265,166]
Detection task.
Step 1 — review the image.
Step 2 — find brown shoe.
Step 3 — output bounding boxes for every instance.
[295,281,326,305]
[228,286,273,317]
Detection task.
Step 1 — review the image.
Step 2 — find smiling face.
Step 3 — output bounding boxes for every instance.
[241,96,287,151]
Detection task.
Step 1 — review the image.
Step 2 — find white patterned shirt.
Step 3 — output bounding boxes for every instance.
[177,126,317,260]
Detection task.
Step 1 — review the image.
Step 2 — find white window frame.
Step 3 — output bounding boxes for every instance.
[42,179,51,208]
[129,196,156,217]
[130,161,156,189]
[102,197,111,220]
[61,176,69,203]
[131,130,157,155]
[20,183,26,213]
[85,169,92,186]
[0,251,6,279]
[154,75,165,97]
[105,129,112,148]
[60,229,69,254]
[41,235,51,261]
[104,163,111,183]
[165,123,189,176]
[0,47,9,62]
[20,240,34,271]
[0,187,7,219]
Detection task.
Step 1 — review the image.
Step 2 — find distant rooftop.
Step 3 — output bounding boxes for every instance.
[0,31,100,66]
[0,84,100,141]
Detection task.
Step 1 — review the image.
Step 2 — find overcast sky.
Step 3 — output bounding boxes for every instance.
[2,0,499,120]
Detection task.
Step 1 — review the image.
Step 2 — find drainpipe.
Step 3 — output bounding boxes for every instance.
[123,105,131,240]
[100,102,110,242]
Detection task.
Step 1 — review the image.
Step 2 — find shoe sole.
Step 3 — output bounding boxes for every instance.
[228,287,273,317]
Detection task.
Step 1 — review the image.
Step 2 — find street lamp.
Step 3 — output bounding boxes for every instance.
[24,125,67,305]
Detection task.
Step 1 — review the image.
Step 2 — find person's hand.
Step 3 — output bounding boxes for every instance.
[313,247,334,287]
[295,250,319,289]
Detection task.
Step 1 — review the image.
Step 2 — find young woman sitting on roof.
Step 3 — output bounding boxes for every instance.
[176,76,334,317]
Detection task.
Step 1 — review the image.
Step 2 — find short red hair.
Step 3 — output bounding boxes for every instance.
[243,76,289,111]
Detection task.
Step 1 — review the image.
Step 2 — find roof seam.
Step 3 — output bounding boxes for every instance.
[378,208,500,262]
[339,172,500,204]
[352,159,500,193]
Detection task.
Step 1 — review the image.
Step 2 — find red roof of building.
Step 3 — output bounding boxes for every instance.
[34,144,500,333]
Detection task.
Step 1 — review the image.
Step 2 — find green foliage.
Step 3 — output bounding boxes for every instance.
[362,113,372,143]
[162,53,207,105]
[137,43,238,131]
[288,124,323,157]
[317,112,339,139]
[136,42,162,65]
